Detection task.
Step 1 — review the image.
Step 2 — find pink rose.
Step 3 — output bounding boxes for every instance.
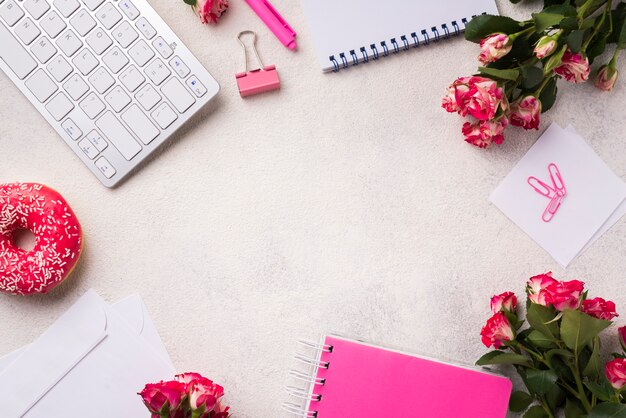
[462,117,507,149]
[544,279,585,311]
[491,291,517,314]
[481,312,515,349]
[619,326,626,352]
[443,76,506,120]
[554,50,590,83]
[581,297,619,321]
[478,34,512,65]
[139,380,186,415]
[195,0,228,24]
[176,372,204,387]
[534,36,558,59]
[510,96,541,130]
[606,358,626,389]
[189,378,224,411]
[441,77,471,114]
[526,272,557,306]
[595,64,618,92]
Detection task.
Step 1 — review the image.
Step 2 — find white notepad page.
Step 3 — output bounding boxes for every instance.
[300,0,499,71]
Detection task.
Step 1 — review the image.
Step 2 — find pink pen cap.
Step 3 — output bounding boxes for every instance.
[245,0,297,50]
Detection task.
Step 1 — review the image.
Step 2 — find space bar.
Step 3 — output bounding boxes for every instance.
[0,23,37,80]
[95,111,142,160]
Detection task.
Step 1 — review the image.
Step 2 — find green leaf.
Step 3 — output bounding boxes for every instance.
[478,66,520,81]
[182,0,195,5]
[465,15,525,43]
[476,351,533,367]
[565,398,585,418]
[584,337,602,378]
[533,12,566,32]
[560,309,612,354]
[539,77,558,113]
[525,369,558,395]
[524,405,550,418]
[585,380,614,402]
[527,330,557,348]
[542,4,577,17]
[510,391,534,413]
[527,304,560,341]
[588,403,626,418]
[560,17,579,31]
[545,384,566,411]
[521,66,545,90]
[567,30,585,53]
[587,36,608,65]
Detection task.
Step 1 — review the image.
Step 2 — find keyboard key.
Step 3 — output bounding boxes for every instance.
[31,36,56,63]
[53,0,79,17]
[14,17,41,45]
[46,54,73,81]
[0,22,37,79]
[128,39,153,67]
[0,0,24,27]
[25,69,57,102]
[72,48,98,75]
[45,92,74,120]
[104,84,130,112]
[135,17,155,39]
[161,77,194,113]
[118,0,138,20]
[186,75,206,97]
[40,11,65,38]
[144,58,169,85]
[86,129,107,151]
[135,83,160,110]
[81,0,103,11]
[169,56,190,78]
[79,92,105,118]
[151,36,172,58]
[61,118,82,140]
[95,156,115,178]
[88,66,114,93]
[122,104,158,144]
[151,102,176,129]
[23,0,50,20]
[102,45,128,73]
[95,2,120,29]
[119,64,144,91]
[95,111,141,160]
[69,9,95,36]
[78,137,99,159]
[85,27,112,54]
[63,73,89,99]
[111,20,137,48]
[56,29,82,56]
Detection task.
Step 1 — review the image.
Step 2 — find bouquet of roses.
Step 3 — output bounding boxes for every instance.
[139,372,230,418]
[479,272,626,418]
[443,0,626,148]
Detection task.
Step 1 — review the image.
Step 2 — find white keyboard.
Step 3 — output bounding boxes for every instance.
[0,0,219,187]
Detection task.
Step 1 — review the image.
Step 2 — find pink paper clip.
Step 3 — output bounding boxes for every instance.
[527,163,566,223]
[235,31,281,98]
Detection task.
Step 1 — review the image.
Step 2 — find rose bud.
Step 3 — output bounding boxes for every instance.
[139,380,186,415]
[595,62,618,92]
[619,327,626,352]
[481,312,515,349]
[544,279,585,311]
[462,117,508,149]
[554,50,590,83]
[526,272,557,306]
[491,291,518,314]
[581,297,619,321]
[441,77,471,114]
[510,96,541,130]
[189,378,223,411]
[534,35,558,59]
[606,358,626,390]
[175,372,204,388]
[194,0,228,24]
[478,33,512,65]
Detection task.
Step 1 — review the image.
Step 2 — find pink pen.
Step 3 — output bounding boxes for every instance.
[245,0,297,51]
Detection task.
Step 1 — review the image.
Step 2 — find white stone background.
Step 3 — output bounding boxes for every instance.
[1,0,625,416]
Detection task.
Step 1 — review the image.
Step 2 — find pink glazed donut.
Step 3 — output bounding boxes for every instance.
[0,183,83,295]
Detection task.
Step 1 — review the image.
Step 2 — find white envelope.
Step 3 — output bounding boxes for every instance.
[0,290,175,418]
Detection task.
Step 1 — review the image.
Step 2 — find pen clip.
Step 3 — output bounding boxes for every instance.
[263,0,296,37]
[527,177,556,198]
[548,162,566,197]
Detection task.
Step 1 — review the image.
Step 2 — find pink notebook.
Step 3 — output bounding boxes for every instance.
[284,335,512,418]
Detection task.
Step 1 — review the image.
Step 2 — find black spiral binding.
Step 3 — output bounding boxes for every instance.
[328,14,481,72]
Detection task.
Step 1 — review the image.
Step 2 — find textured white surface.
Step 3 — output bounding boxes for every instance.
[0,1,625,417]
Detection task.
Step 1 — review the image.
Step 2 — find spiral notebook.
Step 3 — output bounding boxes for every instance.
[300,0,499,72]
[283,335,512,417]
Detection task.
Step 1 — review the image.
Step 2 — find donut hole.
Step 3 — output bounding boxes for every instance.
[12,228,36,251]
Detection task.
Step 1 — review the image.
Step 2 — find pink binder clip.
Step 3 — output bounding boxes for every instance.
[527,163,566,223]
[235,31,281,97]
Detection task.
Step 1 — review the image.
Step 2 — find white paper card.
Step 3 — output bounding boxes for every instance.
[490,123,626,267]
